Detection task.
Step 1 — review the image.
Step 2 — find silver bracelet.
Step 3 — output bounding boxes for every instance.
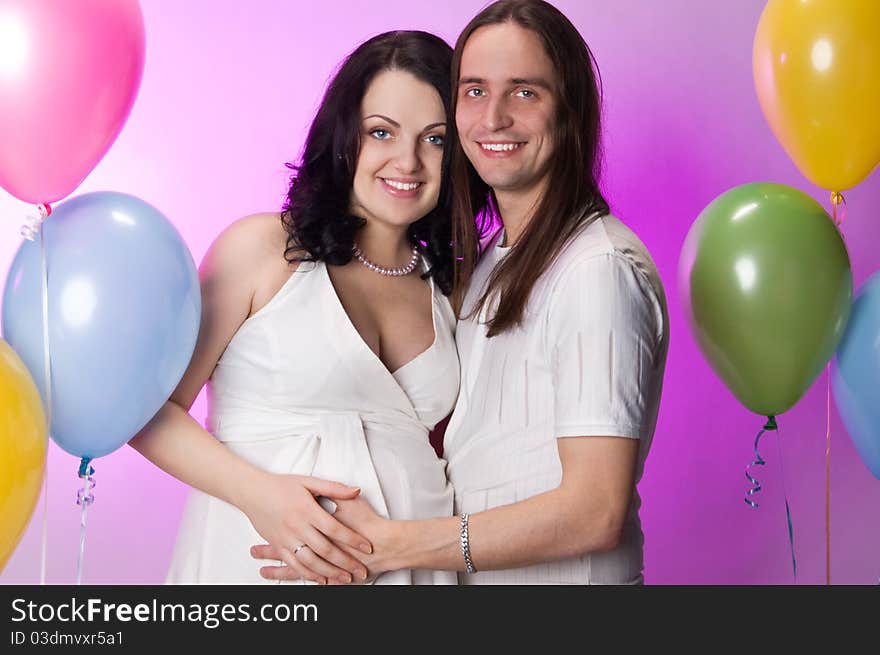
[459,513,477,574]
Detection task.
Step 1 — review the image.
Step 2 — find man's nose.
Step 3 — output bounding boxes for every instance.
[483,96,514,131]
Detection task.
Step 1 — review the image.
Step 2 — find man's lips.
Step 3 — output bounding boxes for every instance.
[474,141,527,158]
[478,141,526,152]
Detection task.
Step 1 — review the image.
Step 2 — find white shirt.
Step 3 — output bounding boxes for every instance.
[444,213,669,584]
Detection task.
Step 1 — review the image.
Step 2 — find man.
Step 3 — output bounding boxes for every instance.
[254,0,669,585]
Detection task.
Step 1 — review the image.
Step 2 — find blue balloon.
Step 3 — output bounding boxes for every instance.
[833,271,880,480]
[1,191,200,459]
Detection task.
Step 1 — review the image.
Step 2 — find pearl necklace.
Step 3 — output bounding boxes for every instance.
[352,244,420,277]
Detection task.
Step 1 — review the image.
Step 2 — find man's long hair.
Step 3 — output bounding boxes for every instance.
[450,0,609,335]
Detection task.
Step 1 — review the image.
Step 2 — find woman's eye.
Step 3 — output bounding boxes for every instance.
[465,88,484,98]
[425,134,444,147]
[370,128,391,139]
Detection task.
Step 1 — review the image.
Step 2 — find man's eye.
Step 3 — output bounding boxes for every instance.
[465,88,484,97]
[516,89,535,98]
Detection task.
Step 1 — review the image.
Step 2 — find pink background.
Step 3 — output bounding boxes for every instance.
[2,0,879,585]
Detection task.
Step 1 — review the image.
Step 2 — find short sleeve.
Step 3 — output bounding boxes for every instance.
[547,252,666,440]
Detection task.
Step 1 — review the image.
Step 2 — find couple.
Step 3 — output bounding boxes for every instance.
[131,0,669,586]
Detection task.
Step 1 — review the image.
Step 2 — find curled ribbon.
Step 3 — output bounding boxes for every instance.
[76,457,95,585]
[20,203,51,241]
[744,416,797,581]
[744,415,776,508]
[76,457,95,507]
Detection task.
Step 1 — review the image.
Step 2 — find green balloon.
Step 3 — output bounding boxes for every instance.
[680,182,852,416]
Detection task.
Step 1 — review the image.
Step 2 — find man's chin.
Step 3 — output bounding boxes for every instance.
[470,169,523,191]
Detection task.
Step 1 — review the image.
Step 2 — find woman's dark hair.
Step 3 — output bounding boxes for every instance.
[449,0,610,332]
[281,31,454,295]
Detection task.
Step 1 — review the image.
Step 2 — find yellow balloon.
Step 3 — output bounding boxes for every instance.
[753,0,880,191]
[0,339,47,572]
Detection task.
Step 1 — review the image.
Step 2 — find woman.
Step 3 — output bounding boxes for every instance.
[130,31,458,585]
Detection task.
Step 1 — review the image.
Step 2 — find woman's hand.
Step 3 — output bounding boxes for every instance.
[251,494,398,583]
[241,472,373,585]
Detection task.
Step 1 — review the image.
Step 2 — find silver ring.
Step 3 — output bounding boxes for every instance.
[293,544,307,555]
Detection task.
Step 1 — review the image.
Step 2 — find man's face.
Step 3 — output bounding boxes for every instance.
[456,22,557,198]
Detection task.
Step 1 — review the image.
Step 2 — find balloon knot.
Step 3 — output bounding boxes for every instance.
[829,192,846,227]
[764,415,778,431]
[78,457,94,478]
[20,203,51,241]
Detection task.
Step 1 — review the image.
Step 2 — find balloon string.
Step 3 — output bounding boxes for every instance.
[40,457,48,585]
[744,416,776,507]
[825,363,831,585]
[826,194,840,585]
[774,424,797,582]
[75,458,95,586]
[35,205,52,587]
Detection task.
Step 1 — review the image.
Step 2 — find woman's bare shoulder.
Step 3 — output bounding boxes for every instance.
[202,212,287,279]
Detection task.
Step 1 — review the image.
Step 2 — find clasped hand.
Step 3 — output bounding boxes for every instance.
[243,472,389,584]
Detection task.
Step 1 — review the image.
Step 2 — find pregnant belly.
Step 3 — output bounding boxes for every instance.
[223,427,453,522]
[366,431,453,521]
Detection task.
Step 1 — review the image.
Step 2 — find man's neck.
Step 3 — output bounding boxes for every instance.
[494,180,547,247]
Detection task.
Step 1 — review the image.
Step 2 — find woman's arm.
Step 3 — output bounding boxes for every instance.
[129,214,371,584]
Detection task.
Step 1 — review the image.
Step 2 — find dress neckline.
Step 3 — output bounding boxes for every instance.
[319,259,439,379]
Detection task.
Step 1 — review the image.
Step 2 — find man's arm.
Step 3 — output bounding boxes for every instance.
[254,434,636,576]
[385,435,637,572]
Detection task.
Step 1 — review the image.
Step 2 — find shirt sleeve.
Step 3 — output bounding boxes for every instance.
[547,252,666,440]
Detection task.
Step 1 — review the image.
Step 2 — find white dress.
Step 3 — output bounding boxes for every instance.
[166,259,459,585]
[444,213,669,584]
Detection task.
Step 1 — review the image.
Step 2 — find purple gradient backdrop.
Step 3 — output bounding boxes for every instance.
[2,0,879,585]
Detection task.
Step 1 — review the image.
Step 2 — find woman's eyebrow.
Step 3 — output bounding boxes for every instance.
[363,114,400,127]
[421,122,447,132]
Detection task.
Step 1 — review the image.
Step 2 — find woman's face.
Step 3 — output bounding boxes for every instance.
[349,69,447,230]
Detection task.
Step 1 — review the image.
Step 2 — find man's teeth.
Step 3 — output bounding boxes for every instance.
[481,143,523,152]
[383,179,421,191]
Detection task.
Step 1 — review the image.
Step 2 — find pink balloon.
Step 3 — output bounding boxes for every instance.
[0,0,145,204]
